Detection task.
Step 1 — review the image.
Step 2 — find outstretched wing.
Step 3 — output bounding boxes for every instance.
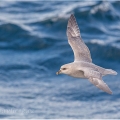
[83,68,112,94]
[89,77,112,94]
[67,14,92,62]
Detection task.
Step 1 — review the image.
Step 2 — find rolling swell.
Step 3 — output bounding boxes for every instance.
[0,1,120,119]
[0,1,119,52]
[0,21,120,61]
[88,42,120,61]
[0,23,55,51]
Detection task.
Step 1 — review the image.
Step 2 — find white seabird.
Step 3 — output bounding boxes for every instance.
[56,14,117,94]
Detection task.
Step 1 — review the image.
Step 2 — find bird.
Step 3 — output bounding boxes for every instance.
[56,14,117,94]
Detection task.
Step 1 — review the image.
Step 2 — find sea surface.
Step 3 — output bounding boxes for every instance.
[0,1,120,119]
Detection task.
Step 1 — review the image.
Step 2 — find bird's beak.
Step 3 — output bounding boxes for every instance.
[56,70,61,75]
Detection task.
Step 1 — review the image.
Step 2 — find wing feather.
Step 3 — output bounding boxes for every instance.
[83,68,112,94]
[67,14,92,62]
[89,77,112,94]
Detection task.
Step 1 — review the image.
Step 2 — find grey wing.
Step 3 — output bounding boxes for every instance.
[89,77,112,94]
[67,14,92,62]
[83,68,112,94]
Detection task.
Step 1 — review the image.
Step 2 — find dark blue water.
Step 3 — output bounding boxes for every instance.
[0,1,120,119]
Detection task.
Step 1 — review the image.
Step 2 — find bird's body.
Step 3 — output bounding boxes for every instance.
[63,62,86,78]
[63,61,116,78]
[56,14,117,94]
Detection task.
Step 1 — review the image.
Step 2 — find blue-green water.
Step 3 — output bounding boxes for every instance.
[0,1,120,119]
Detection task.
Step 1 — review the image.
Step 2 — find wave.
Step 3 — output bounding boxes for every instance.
[0,22,120,62]
[0,23,56,51]
[87,42,120,62]
[30,1,120,25]
[0,1,120,61]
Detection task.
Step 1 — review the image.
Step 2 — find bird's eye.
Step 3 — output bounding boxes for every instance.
[62,68,66,70]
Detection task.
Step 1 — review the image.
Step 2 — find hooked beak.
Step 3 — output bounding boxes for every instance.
[56,70,61,75]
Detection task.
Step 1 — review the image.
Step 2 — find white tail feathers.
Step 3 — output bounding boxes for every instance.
[104,69,117,75]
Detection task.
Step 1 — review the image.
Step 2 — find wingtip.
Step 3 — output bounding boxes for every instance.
[70,14,75,18]
[101,89,112,95]
[108,90,113,95]
[70,13,74,16]
[105,87,113,95]
[106,87,113,94]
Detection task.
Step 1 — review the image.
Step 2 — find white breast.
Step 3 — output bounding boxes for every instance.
[69,70,86,78]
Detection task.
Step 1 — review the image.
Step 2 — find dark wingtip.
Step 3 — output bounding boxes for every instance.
[68,14,76,25]
[71,13,74,16]
[70,14,75,18]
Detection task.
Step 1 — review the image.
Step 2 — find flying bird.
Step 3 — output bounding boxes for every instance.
[56,14,117,94]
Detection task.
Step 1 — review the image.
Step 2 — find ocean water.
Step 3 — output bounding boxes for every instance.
[0,1,120,119]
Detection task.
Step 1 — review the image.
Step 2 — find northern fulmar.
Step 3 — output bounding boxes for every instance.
[56,14,117,94]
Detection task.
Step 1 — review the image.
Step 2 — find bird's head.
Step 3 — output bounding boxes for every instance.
[56,64,71,75]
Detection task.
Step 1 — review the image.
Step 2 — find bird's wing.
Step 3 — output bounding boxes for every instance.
[67,14,92,62]
[88,77,112,94]
[83,68,112,94]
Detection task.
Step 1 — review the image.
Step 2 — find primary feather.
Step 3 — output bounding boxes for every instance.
[67,14,92,62]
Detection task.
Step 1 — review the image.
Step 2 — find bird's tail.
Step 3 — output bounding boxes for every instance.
[104,69,117,75]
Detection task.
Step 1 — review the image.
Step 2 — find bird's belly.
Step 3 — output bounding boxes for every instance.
[70,70,85,78]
